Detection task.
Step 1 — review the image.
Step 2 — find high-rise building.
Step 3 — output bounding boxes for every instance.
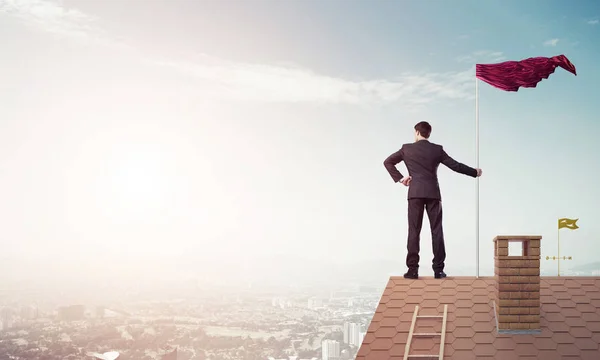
[0,307,13,331]
[343,322,365,347]
[357,331,366,348]
[321,339,340,360]
[343,322,350,344]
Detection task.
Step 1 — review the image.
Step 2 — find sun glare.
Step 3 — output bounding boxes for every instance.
[99,144,174,220]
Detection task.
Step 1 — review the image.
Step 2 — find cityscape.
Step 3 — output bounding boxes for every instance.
[1,261,599,360]
[0,278,383,360]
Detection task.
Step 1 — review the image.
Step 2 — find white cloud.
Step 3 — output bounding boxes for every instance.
[0,0,99,38]
[153,57,475,106]
[0,0,128,49]
[1,0,476,107]
[456,50,506,64]
[543,38,559,47]
[588,19,599,25]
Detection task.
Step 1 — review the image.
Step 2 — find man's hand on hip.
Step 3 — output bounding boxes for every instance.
[400,176,412,186]
[476,168,483,177]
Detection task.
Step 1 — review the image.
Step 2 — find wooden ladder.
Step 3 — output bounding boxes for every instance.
[403,304,448,360]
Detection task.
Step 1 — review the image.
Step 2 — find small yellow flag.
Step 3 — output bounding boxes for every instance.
[558,218,579,230]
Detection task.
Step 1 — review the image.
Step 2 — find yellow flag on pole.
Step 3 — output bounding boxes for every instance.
[558,218,579,230]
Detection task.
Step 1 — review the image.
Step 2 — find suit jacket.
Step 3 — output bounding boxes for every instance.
[384,140,477,200]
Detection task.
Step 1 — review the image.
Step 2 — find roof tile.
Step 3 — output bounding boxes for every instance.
[533,350,563,360]
[391,332,407,343]
[556,299,577,308]
[472,344,496,357]
[515,343,541,356]
[562,308,581,317]
[454,327,475,338]
[571,327,593,338]
[449,349,477,360]
[532,337,558,350]
[452,338,476,350]
[576,303,596,313]
[581,349,600,360]
[574,338,599,350]
[472,332,494,345]
[556,343,581,356]
[454,316,475,328]
[552,332,575,344]
[379,317,401,328]
[565,316,587,327]
[369,338,394,351]
[373,326,396,338]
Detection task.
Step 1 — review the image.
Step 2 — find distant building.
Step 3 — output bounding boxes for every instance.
[343,322,349,343]
[58,305,85,321]
[321,339,340,360]
[343,322,364,347]
[272,297,289,309]
[308,298,322,309]
[20,305,38,320]
[358,286,376,293]
[0,307,13,331]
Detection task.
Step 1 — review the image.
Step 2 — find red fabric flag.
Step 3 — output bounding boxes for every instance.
[476,55,576,92]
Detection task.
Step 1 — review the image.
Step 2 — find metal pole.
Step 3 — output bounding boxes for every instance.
[557,223,561,276]
[475,77,480,278]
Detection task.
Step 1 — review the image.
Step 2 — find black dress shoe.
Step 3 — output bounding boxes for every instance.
[434,271,447,279]
[404,271,419,279]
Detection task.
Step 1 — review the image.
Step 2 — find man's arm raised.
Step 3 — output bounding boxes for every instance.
[440,148,481,177]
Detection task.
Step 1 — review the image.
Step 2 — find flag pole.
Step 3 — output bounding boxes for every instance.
[475,76,480,278]
[557,221,561,276]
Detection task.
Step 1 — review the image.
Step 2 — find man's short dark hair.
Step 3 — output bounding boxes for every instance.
[414,121,432,138]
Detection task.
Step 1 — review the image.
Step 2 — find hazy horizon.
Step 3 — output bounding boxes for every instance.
[2,0,600,289]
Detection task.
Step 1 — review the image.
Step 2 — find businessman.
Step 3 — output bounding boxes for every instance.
[384,121,482,279]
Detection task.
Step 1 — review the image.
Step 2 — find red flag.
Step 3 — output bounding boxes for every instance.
[476,55,576,92]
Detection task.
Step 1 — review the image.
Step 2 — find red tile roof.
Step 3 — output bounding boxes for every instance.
[357,276,600,360]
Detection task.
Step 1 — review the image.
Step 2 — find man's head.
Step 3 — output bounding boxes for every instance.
[414,121,432,141]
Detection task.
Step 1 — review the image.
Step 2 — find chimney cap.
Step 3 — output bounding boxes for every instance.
[493,235,542,241]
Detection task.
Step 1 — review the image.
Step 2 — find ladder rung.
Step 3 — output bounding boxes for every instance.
[417,315,443,318]
[407,355,438,358]
[413,333,441,336]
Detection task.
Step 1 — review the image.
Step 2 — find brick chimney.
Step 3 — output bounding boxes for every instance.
[493,235,542,332]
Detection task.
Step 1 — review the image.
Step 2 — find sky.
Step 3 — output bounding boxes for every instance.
[1,0,599,286]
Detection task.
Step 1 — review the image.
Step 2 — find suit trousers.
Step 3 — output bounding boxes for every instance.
[406,198,446,272]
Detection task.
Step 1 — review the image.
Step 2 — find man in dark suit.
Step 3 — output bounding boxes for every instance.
[384,121,482,279]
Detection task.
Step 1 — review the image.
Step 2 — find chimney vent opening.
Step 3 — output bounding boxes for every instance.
[508,241,523,256]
